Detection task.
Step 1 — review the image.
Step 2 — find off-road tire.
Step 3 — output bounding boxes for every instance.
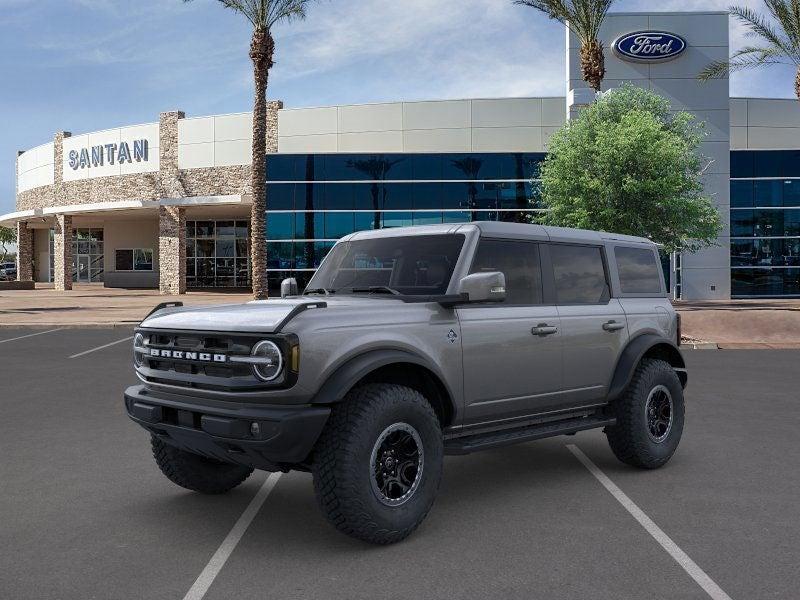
[312,383,444,545]
[151,436,253,494]
[605,358,684,469]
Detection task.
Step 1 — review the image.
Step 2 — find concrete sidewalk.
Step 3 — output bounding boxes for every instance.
[0,284,251,328]
[675,299,800,349]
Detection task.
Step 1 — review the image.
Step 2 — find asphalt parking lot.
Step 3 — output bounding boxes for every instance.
[1,328,799,600]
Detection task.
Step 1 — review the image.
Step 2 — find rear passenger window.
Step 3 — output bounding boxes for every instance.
[550,244,609,304]
[470,240,542,305]
[615,247,662,294]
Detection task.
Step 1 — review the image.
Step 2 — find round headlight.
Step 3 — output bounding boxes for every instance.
[133,333,145,367]
[251,340,283,382]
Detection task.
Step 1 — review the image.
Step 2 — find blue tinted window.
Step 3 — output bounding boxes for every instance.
[353,183,380,210]
[730,152,754,178]
[324,183,354,210]
[267,242,294,269]
[498,182,530,209]
[754,180,783,207]
[732,269,800,296]
[786,210,800,235]
[754,151,783,178]
[294,183,325,211]
[413,183,443,209]
[413,212,443,225]
[442,183,469,209]
[325,212,355,239]
[266,155,296,181]
[295,212,324,240]
[382,183,413,210]
[783,180,800,207]
[444,154,486,180]
[731,211,753,237]
[443,211,471,223]
[266,213,294,240]
[412,155,442,180]
[355,211,380,232]
[266,184,294,210]
[730,181,754,208]
[382,212,413,228]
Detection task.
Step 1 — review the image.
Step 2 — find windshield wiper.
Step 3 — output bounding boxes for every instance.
[349,286,402,295]
[304,287,334,296]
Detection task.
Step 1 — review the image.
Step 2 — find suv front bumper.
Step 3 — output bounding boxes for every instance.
[124,385,330,471]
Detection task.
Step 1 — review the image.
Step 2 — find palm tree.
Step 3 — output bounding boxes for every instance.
[515,0,615,92]
[699,3,800,101]
[184,0,314,299]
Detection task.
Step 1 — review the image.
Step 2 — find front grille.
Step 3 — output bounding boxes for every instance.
[136,329,289,394]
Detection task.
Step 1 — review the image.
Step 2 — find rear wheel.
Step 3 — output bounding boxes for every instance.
[605,358,685,469]
[151,436,253,494]
[312,383,443,544]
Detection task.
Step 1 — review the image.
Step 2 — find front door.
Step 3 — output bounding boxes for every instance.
[77,255,90,282]
[458,239,563,427]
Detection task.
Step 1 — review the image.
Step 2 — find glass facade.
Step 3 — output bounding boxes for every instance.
[186,220,251,288]
[731,151,800,297]
[264,153,546,293]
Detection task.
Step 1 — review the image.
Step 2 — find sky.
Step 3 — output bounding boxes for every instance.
[1,0,797,216]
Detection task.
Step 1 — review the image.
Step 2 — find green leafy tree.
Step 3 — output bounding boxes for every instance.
[536,84,722,253]
[515,0,615,92]
[699,2,800,100]
[183,0,316,299]
[0,226,16,263]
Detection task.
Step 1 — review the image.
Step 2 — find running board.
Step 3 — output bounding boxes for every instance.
[444,415,616,455]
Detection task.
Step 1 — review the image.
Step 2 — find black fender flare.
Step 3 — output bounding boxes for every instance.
[607,334,686,402]
[310,348,456,409]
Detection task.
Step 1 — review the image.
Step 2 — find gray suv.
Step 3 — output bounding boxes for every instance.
[125,223,686,544]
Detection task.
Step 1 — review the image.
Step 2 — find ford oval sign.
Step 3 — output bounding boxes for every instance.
[613,31,687,63]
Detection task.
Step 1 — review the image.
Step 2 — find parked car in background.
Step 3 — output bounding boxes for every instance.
[0,262,16,281]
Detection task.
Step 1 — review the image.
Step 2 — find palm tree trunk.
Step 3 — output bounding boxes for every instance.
[249,29,274,300]
[580,40,605,93]
[796,68,800,102]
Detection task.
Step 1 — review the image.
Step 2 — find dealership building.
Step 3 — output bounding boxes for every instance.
[4,10,800,299]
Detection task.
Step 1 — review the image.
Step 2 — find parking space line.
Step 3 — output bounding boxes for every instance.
[567,445,733,600]
[0,329,63,345]
[68,335,134,359]
[183,473,282,600]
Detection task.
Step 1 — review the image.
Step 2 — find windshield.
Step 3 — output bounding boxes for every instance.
[306,234,465,296]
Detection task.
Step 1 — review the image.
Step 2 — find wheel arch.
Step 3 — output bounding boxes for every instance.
[607,334,687,402]
[310,349,457,428]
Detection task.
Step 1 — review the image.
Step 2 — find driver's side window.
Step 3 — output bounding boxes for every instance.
[469,239,543,305]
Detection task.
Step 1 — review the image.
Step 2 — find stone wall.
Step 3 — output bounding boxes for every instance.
[158,206,186,295]
[16,221,33,281]
[53,214,73,291]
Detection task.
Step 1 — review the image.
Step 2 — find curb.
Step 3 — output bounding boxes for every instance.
[685,342,719,350]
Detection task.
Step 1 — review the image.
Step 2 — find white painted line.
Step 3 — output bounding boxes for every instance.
[183,473,282,600]
[68,335,134,359]
[567,445,733,600]
[0,329,63,345]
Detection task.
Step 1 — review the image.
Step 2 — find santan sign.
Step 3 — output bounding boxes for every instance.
[613,31,687,62]
[68,139,149,170]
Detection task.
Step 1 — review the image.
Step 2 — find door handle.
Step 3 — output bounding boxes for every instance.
[532,324,558,336]
[603,320,625,332]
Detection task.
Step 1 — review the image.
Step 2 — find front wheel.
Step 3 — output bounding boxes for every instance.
[605,358,685,469]
[312,383,444,544]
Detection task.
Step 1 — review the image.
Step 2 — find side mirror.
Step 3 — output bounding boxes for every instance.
[280,277,299,298]
[456,272,506,303]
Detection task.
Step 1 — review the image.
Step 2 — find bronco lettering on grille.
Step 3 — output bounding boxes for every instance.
[149,349,228,363]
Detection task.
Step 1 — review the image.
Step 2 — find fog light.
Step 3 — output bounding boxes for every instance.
[250,422,261,436]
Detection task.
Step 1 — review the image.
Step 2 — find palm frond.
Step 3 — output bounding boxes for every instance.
[515,0,615,43]
[730,5,800,64]
[185,0,312,30]
[764,0,800,45]
[699,46,789,80]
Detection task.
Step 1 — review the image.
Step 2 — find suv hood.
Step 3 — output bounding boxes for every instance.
[139,296,408,333]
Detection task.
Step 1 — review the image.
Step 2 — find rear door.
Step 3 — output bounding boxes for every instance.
[458,239,562,426]
[546,243,628,407]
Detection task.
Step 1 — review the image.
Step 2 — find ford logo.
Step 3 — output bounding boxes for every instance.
[613,31,687,62]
